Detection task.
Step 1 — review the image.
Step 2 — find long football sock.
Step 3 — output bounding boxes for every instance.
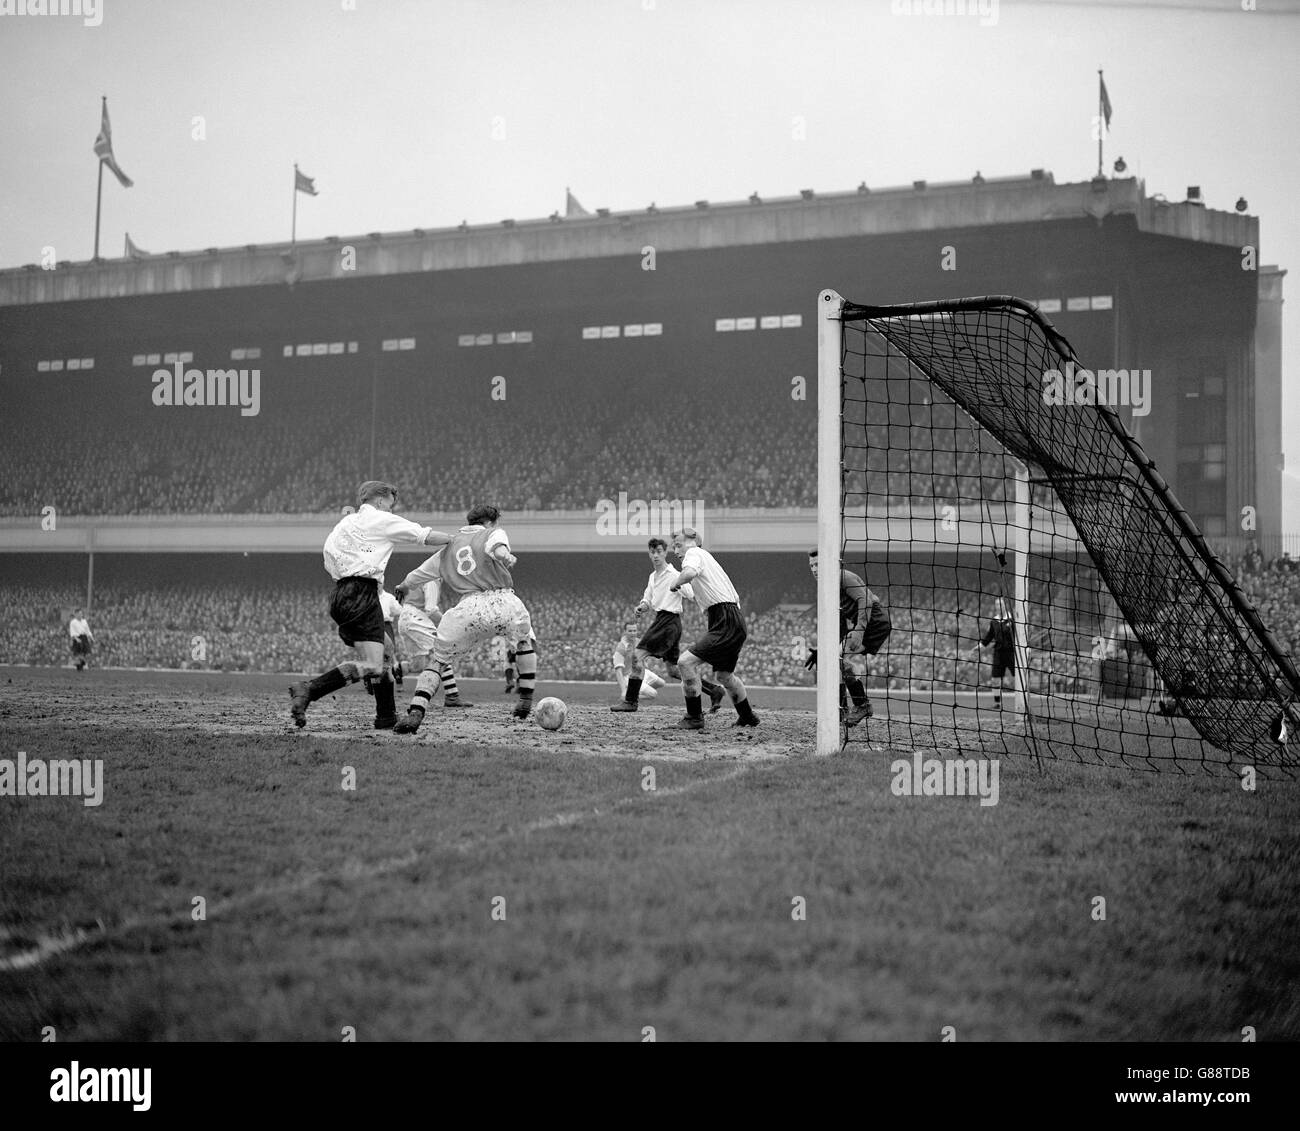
[375,672,397,719]
[844,675,867,707]
[685,694,703,719]
[515,645,537,704]
[625,676,642,705]
[411,667,442,713]
[441,662,460,701]
[307,668,349,701]
[735,697,757,722]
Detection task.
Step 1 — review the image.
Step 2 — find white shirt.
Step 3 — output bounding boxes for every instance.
[399,551,444,613]
[322,503,432,586]
[379,590,402,622]
[643,565,694,615]
[680,546,738,609]
[69,617,92,638]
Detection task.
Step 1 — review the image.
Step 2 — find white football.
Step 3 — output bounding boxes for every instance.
[535,696,567,731]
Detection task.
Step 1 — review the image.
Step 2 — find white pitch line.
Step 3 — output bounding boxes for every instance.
[0,761,766,974]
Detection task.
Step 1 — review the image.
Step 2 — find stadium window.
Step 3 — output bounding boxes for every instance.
[600,325,620,339]
[1066,297,1090,312]
[581,327,601,340]
[178,351,193,363]
[474,333,493,346]
[760,316,781,330]
[347,342,358,354]
[146,353,161,365]
[50,360,64,372]
[381,340,398,352]
[398,338,415,350]
[38,360,51,372]
[735,317,757,331]
[1204,463,1225,482]
[132,354,147,366]
[67,359,81,371]
[496,332,515,345]
[328,342,344,355]
[624,324,644,338]
[1036,299,1062,313]
[164,352,178,363]
[283,345,293,357]
[1204,444,1226,463]
[296,344,312,357]
[311,343,328,356]
[246,347,261,360]
[516,330,533,343]
[1090,295,1113,310]
[231,348,246,360]
[643,323,662,336]
[80,358,93,370]
[781,314,802,328]
[458,334,476,347]
[715,318,736,332]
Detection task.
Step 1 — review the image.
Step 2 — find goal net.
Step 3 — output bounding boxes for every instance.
[815,290,1300,777]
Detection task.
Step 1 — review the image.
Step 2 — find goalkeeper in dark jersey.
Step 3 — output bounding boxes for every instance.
[806,550,892,727]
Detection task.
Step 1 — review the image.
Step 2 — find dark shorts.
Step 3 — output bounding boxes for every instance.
[637,610,683,664]
[330,577,384,647]
[688,602,747,673]
[70,636,91,656]
[991,649,1015,678]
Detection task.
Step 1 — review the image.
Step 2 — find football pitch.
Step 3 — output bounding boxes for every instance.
[1,665,1298,1041]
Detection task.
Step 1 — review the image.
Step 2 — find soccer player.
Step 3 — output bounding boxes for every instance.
[288,481,451,730]
[974,596,1016,709]
[805,550,892,727]
[394,504,537,733]
[392,554,470,708]
[612,620,665,702]
[68,608,94,672]
[379,587,404,688]
[668,527,757,730]
[611,537,724,713]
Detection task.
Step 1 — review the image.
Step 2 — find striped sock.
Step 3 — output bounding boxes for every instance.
[441,663,460,700]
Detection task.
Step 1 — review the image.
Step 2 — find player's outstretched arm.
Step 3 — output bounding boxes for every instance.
[423,529,453,547]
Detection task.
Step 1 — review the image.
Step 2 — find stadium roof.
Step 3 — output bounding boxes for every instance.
[0,172,1258,308]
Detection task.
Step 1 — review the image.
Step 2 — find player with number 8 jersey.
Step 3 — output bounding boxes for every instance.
[393,504,538,733]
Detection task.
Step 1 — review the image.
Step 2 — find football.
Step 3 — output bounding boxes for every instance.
[534,696,567,731]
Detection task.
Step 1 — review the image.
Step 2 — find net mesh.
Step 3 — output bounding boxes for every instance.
[838,295,1299,777]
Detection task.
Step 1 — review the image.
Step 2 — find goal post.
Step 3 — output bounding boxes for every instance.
[818,290,1300,776]
[816,289,845,757]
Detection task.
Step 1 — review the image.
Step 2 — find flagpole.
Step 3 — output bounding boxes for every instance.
[94,158,104,261]
[1097,69,1104,178]
[292,163,298,247]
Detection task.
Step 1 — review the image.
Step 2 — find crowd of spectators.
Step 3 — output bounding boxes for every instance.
[0,365,1030,516]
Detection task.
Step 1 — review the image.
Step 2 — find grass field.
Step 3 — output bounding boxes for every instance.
[1,665,1298,1041]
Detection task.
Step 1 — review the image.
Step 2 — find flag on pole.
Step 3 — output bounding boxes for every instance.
[295,167,319,196]
[1100,74,1113,129]
[565,187,589,218]
[124,232,149,259]
[93,98,133,188]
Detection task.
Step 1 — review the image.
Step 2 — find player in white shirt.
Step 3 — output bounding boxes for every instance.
[68,609,94,671]
[669,527,758,730]
[392,549,469,708]
[610,537,725,713]
[612,621,665,701]
[288,480,452,730]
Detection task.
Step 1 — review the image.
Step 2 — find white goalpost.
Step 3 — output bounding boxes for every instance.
[815,289,1030,756]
